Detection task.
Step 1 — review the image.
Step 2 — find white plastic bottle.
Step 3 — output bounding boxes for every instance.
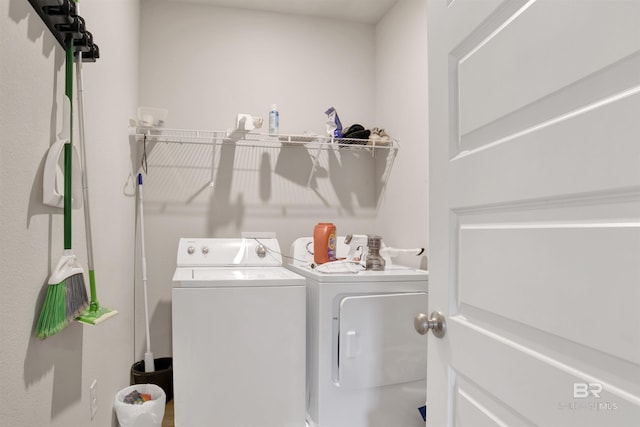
[269,104,279,135]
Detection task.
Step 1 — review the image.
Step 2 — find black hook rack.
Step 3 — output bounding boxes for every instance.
[28,0,100,62]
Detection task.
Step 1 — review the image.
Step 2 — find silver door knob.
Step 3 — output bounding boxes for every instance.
[414,311,446,338]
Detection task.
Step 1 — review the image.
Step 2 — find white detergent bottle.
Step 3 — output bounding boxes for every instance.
[269,104,279,135]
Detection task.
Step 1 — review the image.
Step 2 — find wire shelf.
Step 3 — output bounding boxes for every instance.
[129,125,399,209]
[129,126,400,151]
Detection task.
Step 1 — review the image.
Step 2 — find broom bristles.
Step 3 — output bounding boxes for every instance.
[36,273,88,339]
[36,283,67,339]
[66,273,89,319]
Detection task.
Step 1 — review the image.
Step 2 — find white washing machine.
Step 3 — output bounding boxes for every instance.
[287,237,428,427]
[172,237,306,427]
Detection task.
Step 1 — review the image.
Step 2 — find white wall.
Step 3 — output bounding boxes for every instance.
[1,1,139,425]
[375,0,429,269]
[139,1,377,133]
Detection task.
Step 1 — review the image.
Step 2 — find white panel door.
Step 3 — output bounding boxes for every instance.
[426,0,640,426]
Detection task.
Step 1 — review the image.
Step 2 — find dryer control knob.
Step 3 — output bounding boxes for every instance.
[202,246,209,255]
[187,246,195,255]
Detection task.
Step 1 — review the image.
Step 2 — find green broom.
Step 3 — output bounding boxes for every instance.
[36,36,89,339]
[75,30,118,326]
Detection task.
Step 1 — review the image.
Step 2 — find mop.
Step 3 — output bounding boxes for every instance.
[137,173,155,372]
[75,45,118,326]
[36,37,89,339]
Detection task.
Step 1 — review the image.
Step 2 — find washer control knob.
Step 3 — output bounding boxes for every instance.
[202,246,209,255]
[187,246,195,255]
[256,244,267,258]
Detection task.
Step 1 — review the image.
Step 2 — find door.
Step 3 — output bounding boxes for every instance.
[426,0,640,426]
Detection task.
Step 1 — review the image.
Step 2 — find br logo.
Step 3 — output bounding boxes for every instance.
[573,383,602,399]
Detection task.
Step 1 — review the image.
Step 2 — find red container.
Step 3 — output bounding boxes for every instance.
[313,223,336,264]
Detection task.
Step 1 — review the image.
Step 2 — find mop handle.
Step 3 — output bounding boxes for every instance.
[138,174,152,356]
[75,52,95,270]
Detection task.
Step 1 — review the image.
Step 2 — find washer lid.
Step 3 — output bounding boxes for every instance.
[287,236,428,282]
[287,263,428,283]
[173,267,305,287]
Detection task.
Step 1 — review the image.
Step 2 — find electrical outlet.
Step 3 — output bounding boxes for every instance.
[89,380,98,420]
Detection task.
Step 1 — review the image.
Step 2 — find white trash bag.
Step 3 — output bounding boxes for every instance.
[114,384,166,427]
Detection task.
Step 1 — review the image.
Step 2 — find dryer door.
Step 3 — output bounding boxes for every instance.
[337,292,427,389]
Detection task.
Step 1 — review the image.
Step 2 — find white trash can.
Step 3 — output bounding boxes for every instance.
[114,383,166,427]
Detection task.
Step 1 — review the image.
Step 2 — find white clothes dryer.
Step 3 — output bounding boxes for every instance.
[287,237,428,427]
[172,237,306,427]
